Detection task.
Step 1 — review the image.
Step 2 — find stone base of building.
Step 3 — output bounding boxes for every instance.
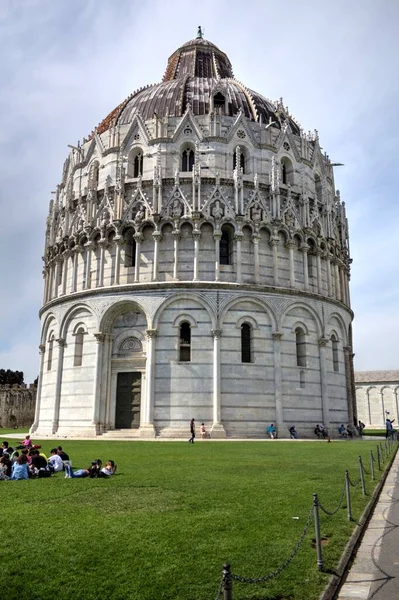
[210,422,227,438]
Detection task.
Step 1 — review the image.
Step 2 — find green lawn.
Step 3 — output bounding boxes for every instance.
[0,439,395,600]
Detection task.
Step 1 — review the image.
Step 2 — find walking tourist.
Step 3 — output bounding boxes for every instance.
[188,418,196,443]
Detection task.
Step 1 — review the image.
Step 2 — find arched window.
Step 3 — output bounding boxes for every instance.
[220,227,233,265]
[74,327,85,367]
[307,240,316,282]
[89,161,99,189]
[179,322,191,362]
[280,157,294,185]
[134,152,143,178]
[124,229,136,268]
[295,327,306,367]
[182,148,194,172]
[213,92,226,115]
[331,335,339,372]
[282,162,287,184]
[233,149,246,174]
[241,323,251,363]
[47,334,54,371]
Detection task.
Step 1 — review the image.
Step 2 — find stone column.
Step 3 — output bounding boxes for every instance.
[61,252,68,295]
[235,234,243,283]
[98,333,113,433]
[343,345,355,426]
[286,241,296,288]
[210,329,226,437]
[92,333,105,433]
[318,338,330,429]
[98,239,108,287]
[71,248,79,293]
[193,230,201,282]
[272,332,284,434]
[30,344,46,433]
[54,258,61,299]
[84,242,93,289]
[300,244,309,291]
[270,236,279,286]
[152,231,161,281]
[52,337,66,434]
[380,389,385,426]
[43,268,49,304]
[214,232,221,282]
[366,388,371,426]
[141,329,157,436]
[316,250,323,294]
[172,230,180,280]
[326,252,333,297]
[335,262,341,301]
[113,236,122,286]
[252,234,260,283]
[134,233,143,282]
[395,387,399,425]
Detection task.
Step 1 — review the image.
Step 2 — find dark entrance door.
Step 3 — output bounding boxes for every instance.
[115,372,141,429]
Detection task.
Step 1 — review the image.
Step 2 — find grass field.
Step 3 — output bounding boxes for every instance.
[0,438,395,600]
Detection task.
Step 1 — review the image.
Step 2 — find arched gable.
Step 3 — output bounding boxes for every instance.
[219,295,277,331]
[153,293,216,330]
[280,301,323,337]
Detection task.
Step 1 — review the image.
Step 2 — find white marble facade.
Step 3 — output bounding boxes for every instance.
[355,372,399,429]
[32,33,355,438]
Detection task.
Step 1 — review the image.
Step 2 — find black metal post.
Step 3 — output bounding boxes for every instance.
[359,456,366,495]
[222,563,233,600]
[370,450,375,481]
[313,493,324,571]
[377,444,381,470]
[345,470,352,521]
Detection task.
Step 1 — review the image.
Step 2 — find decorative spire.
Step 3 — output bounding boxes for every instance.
[197,26,204,39]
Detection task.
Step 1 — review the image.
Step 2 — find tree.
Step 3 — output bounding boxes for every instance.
[0,369,24,385]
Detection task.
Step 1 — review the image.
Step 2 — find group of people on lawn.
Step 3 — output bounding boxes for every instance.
[267,421,367,440]
[0,435,116,481]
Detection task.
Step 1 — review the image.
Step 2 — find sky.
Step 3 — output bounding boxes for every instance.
[0,0,398,383]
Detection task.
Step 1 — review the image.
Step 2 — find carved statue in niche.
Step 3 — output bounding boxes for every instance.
[100,208,111,230]
[251,203,262,223]
[211,200,224,221]
[134,204,145,224]
[171,196,183,218]
[313,219,322,237]
[284,209,295,229]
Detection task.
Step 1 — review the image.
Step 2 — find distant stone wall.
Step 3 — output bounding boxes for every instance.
[0,384,36,428]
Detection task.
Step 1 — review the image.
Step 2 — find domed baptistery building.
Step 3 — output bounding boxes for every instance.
[32,30,356,439]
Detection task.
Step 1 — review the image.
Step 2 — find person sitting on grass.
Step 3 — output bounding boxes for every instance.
[0,456,10,480]
[267,423,276,439]
[289,425,298,439]
[16,435,33,450]
[11,454,30,480]
[48,448,64,473]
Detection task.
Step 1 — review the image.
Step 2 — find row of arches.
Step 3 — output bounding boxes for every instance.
[124,145,307,185]
[35,294,351,437]
[45,221,349,306]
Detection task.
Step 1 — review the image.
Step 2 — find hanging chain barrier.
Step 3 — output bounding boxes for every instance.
[318,481,346,516]
[215,438,398,597]
[228,504,314,585]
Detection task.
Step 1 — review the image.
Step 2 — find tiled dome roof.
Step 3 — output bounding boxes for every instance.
[89,36,300,138]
